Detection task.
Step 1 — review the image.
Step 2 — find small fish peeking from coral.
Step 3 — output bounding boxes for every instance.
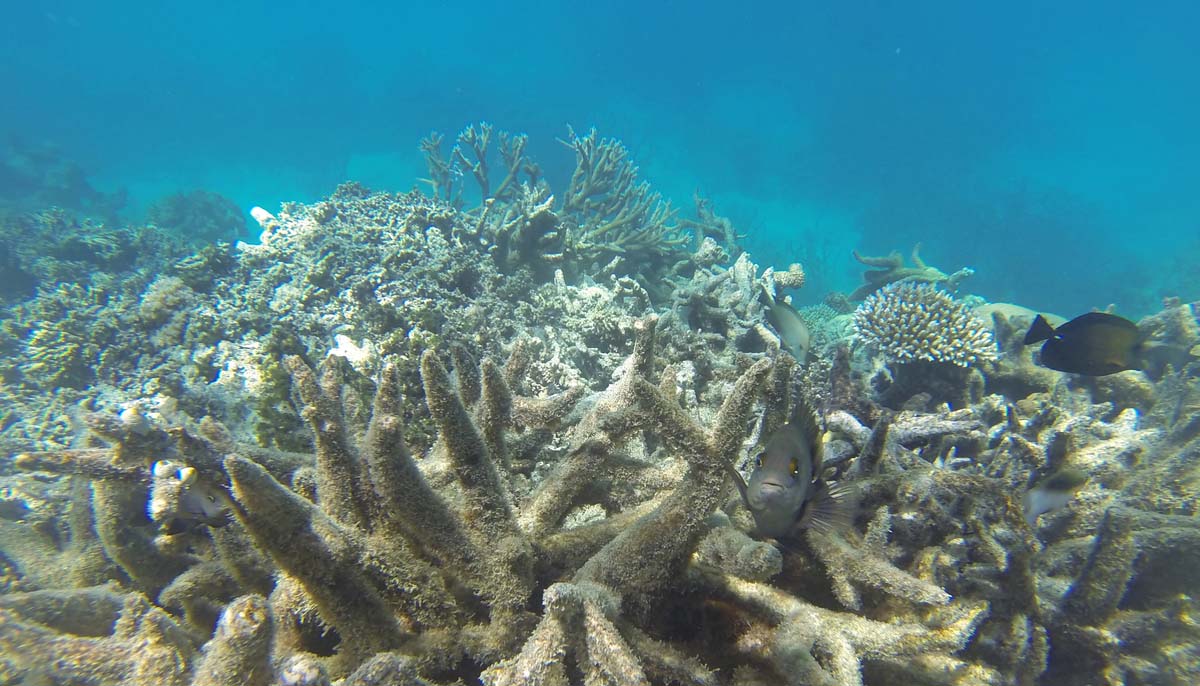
[1022,468,1088,527]
[149,460,232,535]
[1024,311,1143,376]
[725,404,847,540]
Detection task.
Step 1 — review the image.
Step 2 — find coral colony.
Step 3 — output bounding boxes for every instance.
[1,123,1198,685]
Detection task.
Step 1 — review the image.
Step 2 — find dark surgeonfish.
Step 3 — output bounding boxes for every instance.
[1023,312,1142,376]
[725,404,845,539]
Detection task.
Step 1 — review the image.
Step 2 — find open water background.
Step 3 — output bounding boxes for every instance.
[3,0,1197,316]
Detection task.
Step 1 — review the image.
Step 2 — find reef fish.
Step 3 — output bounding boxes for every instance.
[151,461,232,535]
[762,290,811,364]
[1023,312,1142,376]
[1022,468,1088,527]
[725,405,842,539]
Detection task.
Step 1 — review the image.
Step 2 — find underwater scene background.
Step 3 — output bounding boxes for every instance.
[1,1,1198,685]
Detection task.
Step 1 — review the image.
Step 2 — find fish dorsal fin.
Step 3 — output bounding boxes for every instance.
[790,397,824,475]
[1065,311,1138,332]
[1024,314,1056,345]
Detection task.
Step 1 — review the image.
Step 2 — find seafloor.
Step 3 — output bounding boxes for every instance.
[0,125,1197,686]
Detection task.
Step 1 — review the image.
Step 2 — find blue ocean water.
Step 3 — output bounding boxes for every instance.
[3,0,1197,316]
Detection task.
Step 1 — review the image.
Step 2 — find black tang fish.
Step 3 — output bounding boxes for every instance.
[1023,312,1141,376]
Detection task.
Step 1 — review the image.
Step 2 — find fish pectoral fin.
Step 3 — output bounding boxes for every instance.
[796,480,855,534]
[160,517,194,536]
[722,461,752,510]
[206,511,233,528]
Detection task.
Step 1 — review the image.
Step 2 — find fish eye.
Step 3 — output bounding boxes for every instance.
[754,453,764,468]
[789,458,799,476]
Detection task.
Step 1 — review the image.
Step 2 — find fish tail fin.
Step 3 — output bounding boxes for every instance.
[798,479,856,534]
[1133,339,1165,367]
[1023,314,1055,345]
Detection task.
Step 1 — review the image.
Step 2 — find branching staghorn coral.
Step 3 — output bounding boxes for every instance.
[481,580,720,686]
[657,250,811,371]
[817,407,1046,685]
[820,366,1200,686]
[418,124,690,283]
[1038,505,1200,685]
[221,345,590,672]
[452,122,533,203]
[677,191,747,258]
[849,244,973,300]
[420,122,538,207]
[4,309,785,684]
[706,574,988,686]
[474,182,565,278]
[9,307,1193,685]
[0,585,276,686]
[419,131,463,206]
[557,126,688,275]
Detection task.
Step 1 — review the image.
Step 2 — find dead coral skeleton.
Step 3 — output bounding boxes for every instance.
[558,126,687,274]
[5,319,775,683]
[420,123,690,282]
[849,244,974,300]
[708,574,988,686]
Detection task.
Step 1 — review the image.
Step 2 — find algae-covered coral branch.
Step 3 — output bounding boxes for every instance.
[573,356,771,598]
[710,574,987,686]
[849,244,973,300]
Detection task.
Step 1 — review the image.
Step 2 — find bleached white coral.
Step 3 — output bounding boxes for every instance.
[853,282,995,367]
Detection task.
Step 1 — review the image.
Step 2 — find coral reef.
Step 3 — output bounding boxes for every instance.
[4,319,776,682]
[0,137,126,220]
[1,124,1198,685]
[556,126,688,276]
[146,190,248,246]
[421,123,695,283]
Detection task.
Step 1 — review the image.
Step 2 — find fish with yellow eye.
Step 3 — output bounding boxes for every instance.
[149,460,232,535]
[725,404,847,539]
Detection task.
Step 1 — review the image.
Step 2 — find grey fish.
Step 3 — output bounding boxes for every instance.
[173,483,232,531]
[725,405,844,539]
[763,289,811,364]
